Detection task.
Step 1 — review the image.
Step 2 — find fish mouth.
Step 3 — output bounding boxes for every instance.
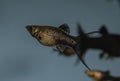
[26,26,33,36]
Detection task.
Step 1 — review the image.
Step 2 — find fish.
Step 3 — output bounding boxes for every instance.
[85,70,120,81]
[26,23,91,70]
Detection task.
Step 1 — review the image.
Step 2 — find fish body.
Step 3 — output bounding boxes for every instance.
[26,25,77,47]
[26,24,91,70]
[85,70,120,81]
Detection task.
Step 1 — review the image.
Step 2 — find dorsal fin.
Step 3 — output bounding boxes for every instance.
[58,24,70,34]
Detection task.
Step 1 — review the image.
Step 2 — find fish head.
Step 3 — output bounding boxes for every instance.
[85,70,103,81]
[26,25,44,37]
[26,25,56,46]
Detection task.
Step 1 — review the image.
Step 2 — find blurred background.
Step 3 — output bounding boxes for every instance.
[0,0,120,81]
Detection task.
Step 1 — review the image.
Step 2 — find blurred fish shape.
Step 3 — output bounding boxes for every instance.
[76,24,120,60]
[85,70,120,81]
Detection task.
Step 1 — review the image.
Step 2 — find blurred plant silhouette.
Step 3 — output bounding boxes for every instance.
[76,24,120,60]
